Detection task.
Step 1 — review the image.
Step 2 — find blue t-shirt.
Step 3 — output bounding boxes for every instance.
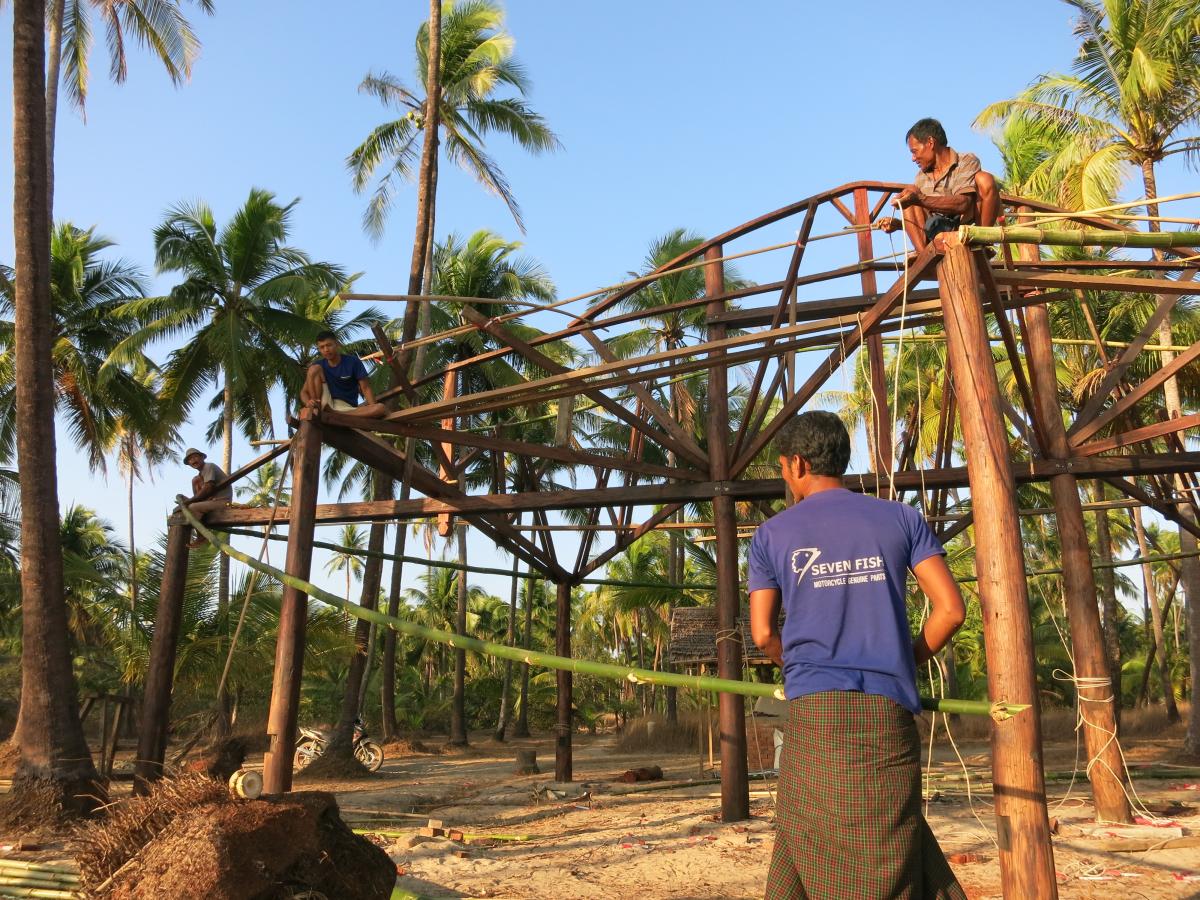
[319,354,369,406]
[746,488,944,714]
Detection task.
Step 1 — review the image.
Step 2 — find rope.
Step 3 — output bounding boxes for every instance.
[213,449,293,704]
[1016,190,1200,226]
[380,234,911,361]
[1029,572,1169,826]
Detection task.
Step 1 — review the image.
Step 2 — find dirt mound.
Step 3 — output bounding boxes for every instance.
[0,740,18,778]
[380,739,439,757]
[183,737,247,783]
[294,747,373,781]
[437,742,486,758]
[74,775,394,899]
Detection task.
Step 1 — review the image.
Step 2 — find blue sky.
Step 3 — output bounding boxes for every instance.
[0,1,1191,600]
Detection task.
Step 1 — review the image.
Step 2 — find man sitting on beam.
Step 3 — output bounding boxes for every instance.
[880,117,1000,248]
[300,330,387,418]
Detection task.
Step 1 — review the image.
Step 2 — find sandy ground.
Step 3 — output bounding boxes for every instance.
[6,727,1200,898]
[274,729,1200,900]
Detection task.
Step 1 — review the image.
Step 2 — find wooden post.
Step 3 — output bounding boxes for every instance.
[134,520,191,794]
[705,244,750,821]
[854,188,894,483]
[938,240,1058,898]
[1013,232,1133,824]
[554,579,572,781]
[262,417,322,794]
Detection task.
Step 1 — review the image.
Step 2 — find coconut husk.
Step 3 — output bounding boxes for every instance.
[72,775,394,899]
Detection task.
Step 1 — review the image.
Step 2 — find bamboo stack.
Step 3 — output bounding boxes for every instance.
[0,859,80,899]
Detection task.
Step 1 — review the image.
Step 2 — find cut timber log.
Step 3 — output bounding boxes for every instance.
[514,749,539,775]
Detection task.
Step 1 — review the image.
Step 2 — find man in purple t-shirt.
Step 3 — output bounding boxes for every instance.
[749,411,966,900]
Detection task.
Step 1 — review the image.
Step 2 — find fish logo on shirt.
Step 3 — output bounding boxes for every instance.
[790,548,822,585]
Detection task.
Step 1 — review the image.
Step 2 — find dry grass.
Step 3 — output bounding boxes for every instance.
[615,713,712,755]
[71,773,229,889]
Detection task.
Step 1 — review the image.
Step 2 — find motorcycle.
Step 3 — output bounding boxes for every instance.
[293,715,384,772]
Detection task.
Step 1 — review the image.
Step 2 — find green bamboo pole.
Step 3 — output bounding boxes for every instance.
[179,502,1024,719]
[961,224,1200,249]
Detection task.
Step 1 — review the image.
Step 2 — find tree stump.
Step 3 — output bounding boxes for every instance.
[514,749,539,775]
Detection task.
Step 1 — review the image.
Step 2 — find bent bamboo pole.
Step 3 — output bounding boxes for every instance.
[961,225,1200,250]
[178,502,1025,720]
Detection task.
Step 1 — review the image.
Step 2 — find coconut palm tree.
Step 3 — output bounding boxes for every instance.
[977,0,1200,743]
[44,0,214,213]
[325,525,367,603]
[348,0,560,239]
[7,0,99,809]
[114,189,345,698]
[421,229,555,744]
[0,224,158,468]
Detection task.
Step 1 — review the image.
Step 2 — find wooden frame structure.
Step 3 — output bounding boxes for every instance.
[135,181,1200,899]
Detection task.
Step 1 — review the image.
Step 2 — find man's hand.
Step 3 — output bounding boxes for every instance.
[892,186,924,209]
[749,588,785,668]
[876,216,903,234]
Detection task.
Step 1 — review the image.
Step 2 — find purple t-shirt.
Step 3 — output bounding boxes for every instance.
[747,488,944,714]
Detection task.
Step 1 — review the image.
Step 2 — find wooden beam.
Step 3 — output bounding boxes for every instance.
[1103,476,1200,541]
[194,453,1200,526]
[554,579,573,781]
[1069,339,1200,445]
[454,305,709,470]
[705,244,749,823]
[579,329,709,469]
[579,503,685,579]
[991,268,1199,297]
[328,411,701,483]
[1075,412,1200,457]
[321,420,564,579]
[730,245,943,478]
[263,417,322,794]
[133,520,191,795]
[1067,281,1195,438]
[1016,223,1131,824]
[939,239,1058,897]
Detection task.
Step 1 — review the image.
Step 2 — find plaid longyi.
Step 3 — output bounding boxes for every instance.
[764,691,966,900]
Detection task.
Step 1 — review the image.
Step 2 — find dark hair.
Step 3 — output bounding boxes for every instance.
[775,411,851,477]
[315,329,338,343]
[906,117,947,148]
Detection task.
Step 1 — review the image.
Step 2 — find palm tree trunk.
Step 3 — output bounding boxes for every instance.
[380,520,405,741]
[357,621,377,715]
[1091,482,1122,716]
[449,523,469,745]
[125,442,138,736]
[494,530,521,742]
[399,0,442,355]
[1142,159,1200,738]
[322,477,391,761]
[1131,506,1179,721]
[10,0,99,810]
[213,370,234,735]
[44,0,64,218]
[514,576,534,738]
